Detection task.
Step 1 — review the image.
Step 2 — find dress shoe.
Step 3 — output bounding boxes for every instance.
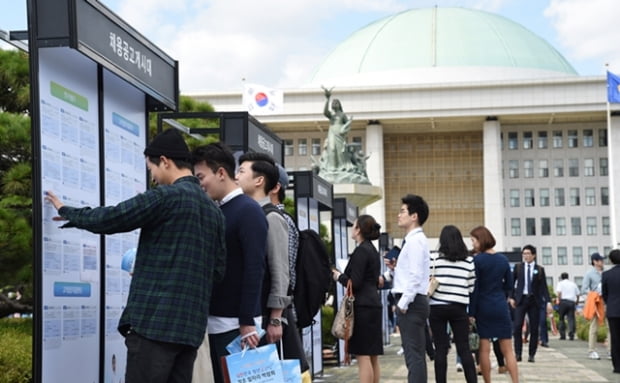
[559,336,566,340]
[528,356,535,363]
[516,355,522,362]
[541,342,549,347]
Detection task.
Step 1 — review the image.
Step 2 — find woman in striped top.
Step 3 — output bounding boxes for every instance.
[428,225,477,383]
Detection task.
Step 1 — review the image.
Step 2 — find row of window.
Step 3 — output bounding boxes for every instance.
[284,137,362,157]
[507,187,609,207]
[505,157,608,179]
[509,216,610,236]
[504,129,608,150]
[534,246,612,267]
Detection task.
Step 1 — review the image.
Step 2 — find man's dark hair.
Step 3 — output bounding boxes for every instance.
[191,142,236,179]
[561,272,569,280]
[238,152,278,194]
[522,244,537,256]
[401,194,429,225]
[609,249,620,265]
[277,186,286,203]
[147,156,192,171]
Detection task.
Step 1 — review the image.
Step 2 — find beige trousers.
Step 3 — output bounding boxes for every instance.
[192,332,215,383]
[588,316,610,353]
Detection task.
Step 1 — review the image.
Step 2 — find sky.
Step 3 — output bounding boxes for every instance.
[1,0,619,93]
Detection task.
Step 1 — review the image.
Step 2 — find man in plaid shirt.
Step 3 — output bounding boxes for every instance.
[45,129,226,383]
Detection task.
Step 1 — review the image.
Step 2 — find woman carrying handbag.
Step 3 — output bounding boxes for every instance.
[428,225,477,383]
[332,215,383,383]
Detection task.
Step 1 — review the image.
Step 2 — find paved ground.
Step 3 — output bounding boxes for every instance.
[314,333,619,382]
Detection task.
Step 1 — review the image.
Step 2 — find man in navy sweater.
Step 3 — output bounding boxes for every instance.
[237,152,291,345]
[192,143,268,383]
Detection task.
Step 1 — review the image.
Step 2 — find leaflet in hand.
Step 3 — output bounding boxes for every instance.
[226,328,266,354]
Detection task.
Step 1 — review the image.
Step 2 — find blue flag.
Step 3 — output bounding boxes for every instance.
[607,71,620,103]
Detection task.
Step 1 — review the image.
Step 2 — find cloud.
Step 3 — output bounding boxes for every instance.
[105,0,617,91]
[106,0,408,91]
[544,0,620,73]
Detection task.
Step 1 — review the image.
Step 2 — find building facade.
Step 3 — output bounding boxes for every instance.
[190,7,620,286]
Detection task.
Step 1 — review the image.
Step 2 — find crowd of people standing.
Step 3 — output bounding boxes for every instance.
[43,128,619,383]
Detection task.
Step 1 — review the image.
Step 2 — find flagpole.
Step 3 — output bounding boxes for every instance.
[606,64,618,249]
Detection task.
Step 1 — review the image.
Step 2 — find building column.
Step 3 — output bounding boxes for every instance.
[364,121,386,229]
[608,114,620,248]
[483,118,504,250]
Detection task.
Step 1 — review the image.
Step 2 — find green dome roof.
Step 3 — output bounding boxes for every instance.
[309,7,577,87]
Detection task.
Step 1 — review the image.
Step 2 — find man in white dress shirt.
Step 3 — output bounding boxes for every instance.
[555,272,580,341]
[390,194,431,383]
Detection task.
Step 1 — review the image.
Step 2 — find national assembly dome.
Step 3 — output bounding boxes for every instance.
[308,7,578,87]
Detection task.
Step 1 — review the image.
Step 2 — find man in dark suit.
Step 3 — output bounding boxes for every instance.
[602,249,620,374]
[508,245,550,363]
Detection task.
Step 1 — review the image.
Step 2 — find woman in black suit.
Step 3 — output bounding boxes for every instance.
[333,214,383,383]
[602,249,620,374]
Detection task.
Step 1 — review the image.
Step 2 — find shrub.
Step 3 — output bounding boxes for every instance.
[322,305,336,346]
[0,318,32,383]
[575,313,607,342]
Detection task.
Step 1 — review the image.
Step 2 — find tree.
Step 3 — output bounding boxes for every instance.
[0,49,30,114]
[149,95,220,149]
[0,47,226,316]
[0,48,32,317]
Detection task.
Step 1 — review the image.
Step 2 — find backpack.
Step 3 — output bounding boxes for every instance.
[262,204,332,328]
[294,229,332,328]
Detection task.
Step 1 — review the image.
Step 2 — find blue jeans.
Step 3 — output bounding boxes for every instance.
[397,294,430,383]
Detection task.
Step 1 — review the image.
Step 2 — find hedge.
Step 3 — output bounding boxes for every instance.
[0,318,32,383]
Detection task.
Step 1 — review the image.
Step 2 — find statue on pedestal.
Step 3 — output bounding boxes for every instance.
[313,87,370,184]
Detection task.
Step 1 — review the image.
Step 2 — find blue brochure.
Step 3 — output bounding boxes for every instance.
[225,328,266,354]
[121,248,137,273]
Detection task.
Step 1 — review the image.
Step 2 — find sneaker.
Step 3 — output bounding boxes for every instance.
[589,351,601,360]
[397,347,404,356]
[456,363,463,372]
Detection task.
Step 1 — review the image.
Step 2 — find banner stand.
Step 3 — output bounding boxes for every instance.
[289,171,333,377]
[28,1,178,381]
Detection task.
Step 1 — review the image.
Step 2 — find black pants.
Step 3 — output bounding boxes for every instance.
[557,299,576,339]
[429,304,477,383]
[125,331,197,383]
[258,307,309,372]
[209,329,240,383]
[513,295,540,358]
[608,317,620,373]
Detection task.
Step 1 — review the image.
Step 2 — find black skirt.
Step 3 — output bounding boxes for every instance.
[348,305,384,356]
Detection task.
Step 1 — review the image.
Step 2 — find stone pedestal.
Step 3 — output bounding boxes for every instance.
[333,183,383,209]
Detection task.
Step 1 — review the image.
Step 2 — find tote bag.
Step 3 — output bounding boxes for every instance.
[222,343,284,383]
